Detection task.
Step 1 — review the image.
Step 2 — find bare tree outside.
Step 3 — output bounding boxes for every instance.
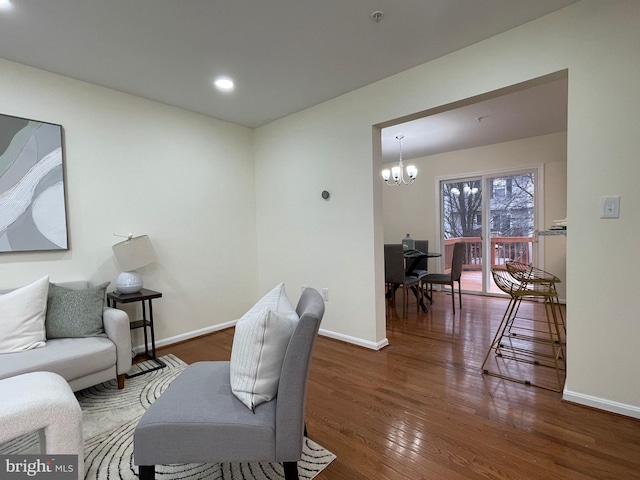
[443,174,535,240]
[488,173,535,238]
[443,173,536,270]
[443,179,483,239]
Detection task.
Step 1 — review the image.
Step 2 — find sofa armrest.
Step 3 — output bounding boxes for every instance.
[103,307,132,376]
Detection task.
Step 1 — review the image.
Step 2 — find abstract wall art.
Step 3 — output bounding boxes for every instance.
[0,113,68,252]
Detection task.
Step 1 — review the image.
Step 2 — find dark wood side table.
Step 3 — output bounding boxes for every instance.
[107,288,166,378]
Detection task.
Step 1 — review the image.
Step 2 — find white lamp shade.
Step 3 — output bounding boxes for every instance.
[112,235,157,272]
[112,235,156,294]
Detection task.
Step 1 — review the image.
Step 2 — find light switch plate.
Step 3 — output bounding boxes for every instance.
[600,195,620,218]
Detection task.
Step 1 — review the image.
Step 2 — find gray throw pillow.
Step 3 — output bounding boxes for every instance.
[45,282,110,338]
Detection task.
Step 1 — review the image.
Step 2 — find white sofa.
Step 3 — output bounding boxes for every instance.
[0,281,132,391]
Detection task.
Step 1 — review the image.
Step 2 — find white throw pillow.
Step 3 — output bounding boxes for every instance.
[230,283,299,410]
[0,276,49,353]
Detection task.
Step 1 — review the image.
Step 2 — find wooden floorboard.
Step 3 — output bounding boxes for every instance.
[155,291,640,480]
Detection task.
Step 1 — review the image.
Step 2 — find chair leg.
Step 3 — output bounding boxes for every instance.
[138,465,155,480]
[457,280,462,311]
[451,282,455,313]
[283,461,299,480]
[402,286,407,318]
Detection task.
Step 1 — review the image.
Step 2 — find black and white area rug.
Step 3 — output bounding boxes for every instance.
[0,355,336,479]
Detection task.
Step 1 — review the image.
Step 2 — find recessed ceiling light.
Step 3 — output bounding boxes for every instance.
[213,77,234,92]
[0,0,14,11]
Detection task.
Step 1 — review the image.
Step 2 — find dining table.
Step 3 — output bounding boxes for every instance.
[404,249,442,274]
[403,249,442,312]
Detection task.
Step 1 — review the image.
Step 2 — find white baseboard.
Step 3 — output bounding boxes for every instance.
[318,328,389,351]
[132,319,238,354]
[134,322,388,354]
[563,389,640,419]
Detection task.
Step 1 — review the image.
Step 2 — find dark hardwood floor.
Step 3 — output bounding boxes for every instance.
[156,291,640,479]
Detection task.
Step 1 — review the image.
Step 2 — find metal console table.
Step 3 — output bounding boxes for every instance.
[107,288,166,378]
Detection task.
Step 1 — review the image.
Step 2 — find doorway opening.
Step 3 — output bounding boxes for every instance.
[377,70,568,337]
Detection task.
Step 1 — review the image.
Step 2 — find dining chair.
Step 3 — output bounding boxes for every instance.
[423,241,465,313]
[384,244,421,318]
[408,240,429,295]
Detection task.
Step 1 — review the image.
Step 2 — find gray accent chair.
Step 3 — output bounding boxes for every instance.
[133,287,325,480]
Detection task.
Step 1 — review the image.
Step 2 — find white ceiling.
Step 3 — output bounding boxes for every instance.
[0,0,574,157]
[381,77,568,162]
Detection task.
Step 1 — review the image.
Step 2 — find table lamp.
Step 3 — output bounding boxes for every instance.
[112,234,157,294]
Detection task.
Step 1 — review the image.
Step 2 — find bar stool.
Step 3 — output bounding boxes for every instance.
[505,261,565,333]
[481,266,565,392]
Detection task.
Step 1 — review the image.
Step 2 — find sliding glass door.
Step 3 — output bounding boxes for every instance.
[442,177,483,293]
[486,172,536,293]
[439,169,538,295]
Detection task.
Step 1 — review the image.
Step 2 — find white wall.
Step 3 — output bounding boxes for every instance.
[0,59,259,345]
[382,133,567,300]
[253,114,385,348]
[254,0,640,416]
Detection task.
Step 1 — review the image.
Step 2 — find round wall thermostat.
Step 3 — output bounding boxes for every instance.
[321,190,330,200]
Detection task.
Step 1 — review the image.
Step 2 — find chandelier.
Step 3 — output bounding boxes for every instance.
[382,135,417,186]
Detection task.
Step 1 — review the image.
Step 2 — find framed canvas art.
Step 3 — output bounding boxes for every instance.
[0,113,69,252]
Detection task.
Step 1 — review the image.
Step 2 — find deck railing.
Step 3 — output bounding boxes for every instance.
[442,236,533,272]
